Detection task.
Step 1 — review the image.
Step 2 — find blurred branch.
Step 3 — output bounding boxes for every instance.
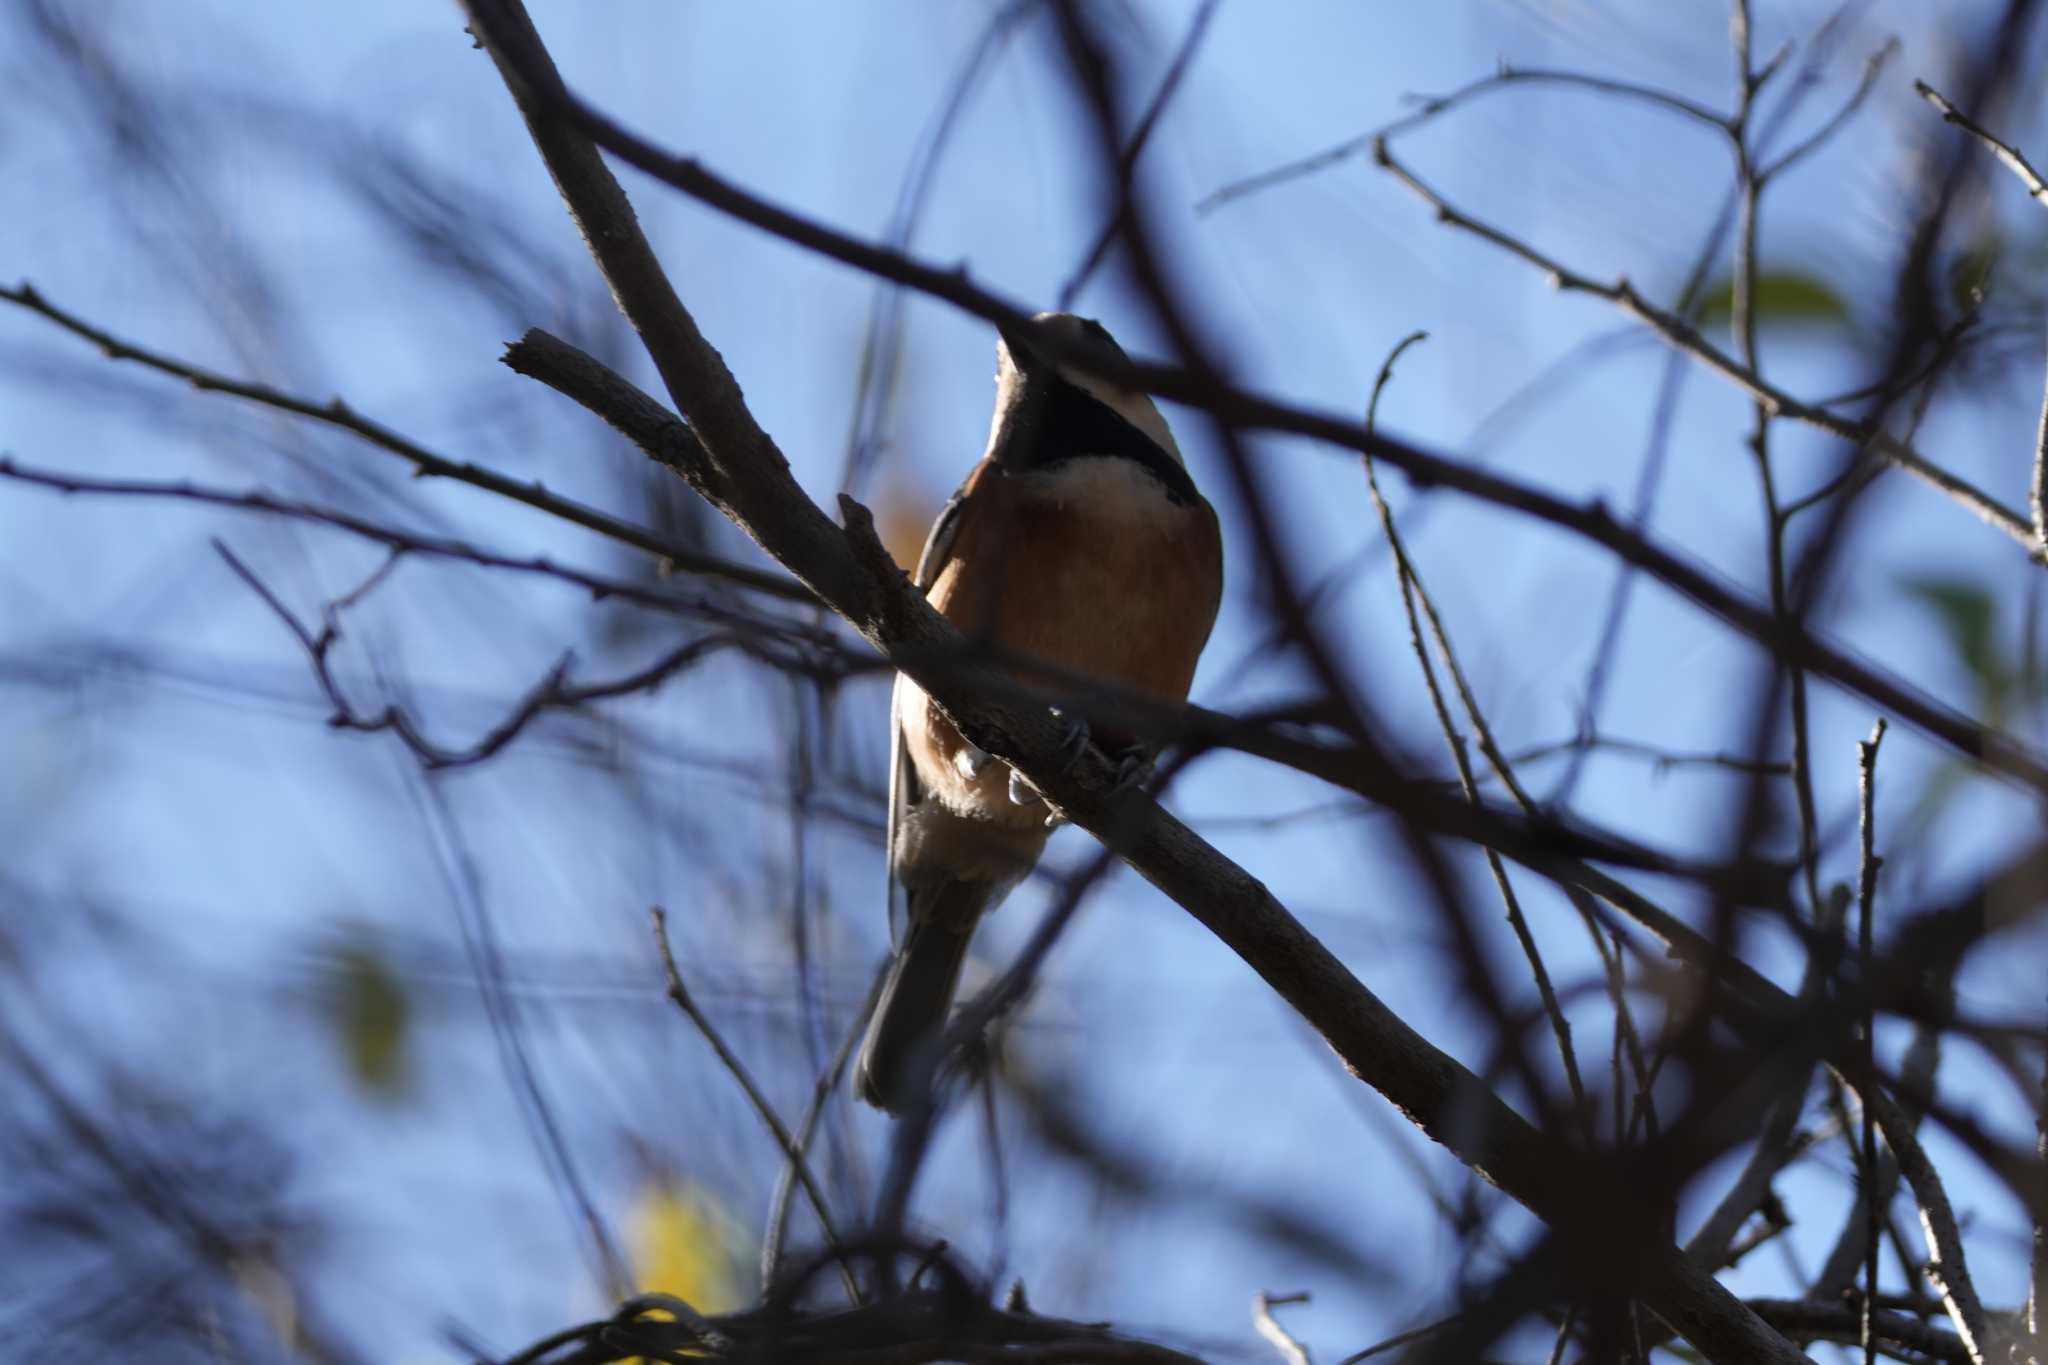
[1252,1291,1311,1365]
[0,456,835,639]
[1503,732,1792,778]
[497,1277,1211,1365]
[1758,38,1898,181]
[1196,64,1735,217]
[1860,720,1890,1365]
[1,1014,366,1365]
[213,537,745,769]
[1003,1058,1392,1286]
[0,281,809,602]
[1745,1298,1971,1363]
[1060,0,1223,306]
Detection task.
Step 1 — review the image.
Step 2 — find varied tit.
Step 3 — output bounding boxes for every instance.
[854,312,1224,1114]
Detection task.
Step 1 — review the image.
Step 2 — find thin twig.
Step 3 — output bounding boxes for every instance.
[1854,1073,1991,1363]
[760,971,883,1293]
[1253,1292,1312,1365]
[1858,719,1889,1365]
[1503,732,1792,778]
[0,282,808,602]
[213,538,748,770]
[2032,1008,2046,1353]
[1334,1310,1459,1364]
[1913,81,2048,563]
[1360,330,1589,1135]
[1915,80,2048,203]
[1366,137,2040,557]
[0,457,836,641]
[1197,63,1732,216]
[1758,39,1899,182]
[648,908,862,1306]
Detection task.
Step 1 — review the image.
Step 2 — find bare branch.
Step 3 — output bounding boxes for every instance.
[1253,1292,1312,1365]
[212,538,745,770]
[649,908,862,1306]
[1758,38,1899,182]
[1913,80,2048,562]
[1197,64,1733,216]
[1361,330,1589,1135]
[0,457,831,637]
[1366,137,2040,558]
[1746,1298,1971,1363]
[0,281,809,602]
[1915,80,2048,204]
[1859,719,1890,1365]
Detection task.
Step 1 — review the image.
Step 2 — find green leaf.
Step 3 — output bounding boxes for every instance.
[1947,232,2002,312]
[1697,271,1848,328]
[1898,574,2008,719]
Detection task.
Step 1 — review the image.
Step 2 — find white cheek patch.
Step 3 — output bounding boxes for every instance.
[1019,456,1191,534]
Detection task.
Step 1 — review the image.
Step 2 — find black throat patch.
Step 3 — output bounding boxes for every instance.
[1003,377,1199,505]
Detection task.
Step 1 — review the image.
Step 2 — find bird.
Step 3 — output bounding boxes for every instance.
[854,312,1224,1114]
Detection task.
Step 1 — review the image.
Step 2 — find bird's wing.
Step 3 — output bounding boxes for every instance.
[886,460,992,934]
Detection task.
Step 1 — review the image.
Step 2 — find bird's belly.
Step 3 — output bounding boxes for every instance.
[905,458,1222,818]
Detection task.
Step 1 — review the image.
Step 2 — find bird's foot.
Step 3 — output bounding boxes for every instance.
[1109,746,1155,795]
[1005,766,1067,828]
[1047,706,1092,774]
[954,743,992,782]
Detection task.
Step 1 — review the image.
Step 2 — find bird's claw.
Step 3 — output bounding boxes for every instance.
[1110,746,1154,795]
[1048,706,1091,773]
[1004,765,1067,827]
[954,743,992,781]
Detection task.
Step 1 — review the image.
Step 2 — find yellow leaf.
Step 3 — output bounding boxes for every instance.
[630,1180,740,1315]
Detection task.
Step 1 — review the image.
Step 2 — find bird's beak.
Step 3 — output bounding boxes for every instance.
[998,316,1051,376]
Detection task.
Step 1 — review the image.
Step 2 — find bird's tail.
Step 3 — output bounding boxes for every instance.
[854,881,990,1114]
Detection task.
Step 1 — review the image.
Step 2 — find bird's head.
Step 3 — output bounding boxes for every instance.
[992,311,1183,466]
